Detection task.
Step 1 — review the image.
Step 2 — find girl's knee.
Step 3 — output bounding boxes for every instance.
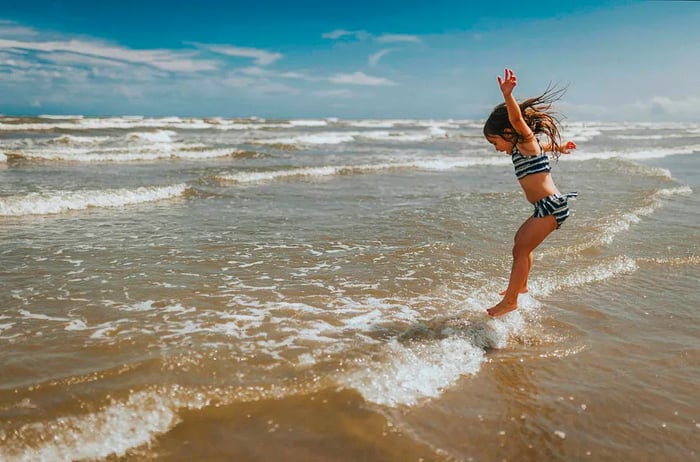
[511,244,531,259]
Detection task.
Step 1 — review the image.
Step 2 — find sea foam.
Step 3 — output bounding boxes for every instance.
[597,185,692,245]
[214,157,508,184]
[7,146,243,162]
[570,145,700,162]
[339,335,487,406]
[340,254,640,407]
[0,184,188,216]
[338,313,521,407]
[0,388,209,462]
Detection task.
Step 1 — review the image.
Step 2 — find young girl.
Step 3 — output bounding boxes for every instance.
[483,68,577,317]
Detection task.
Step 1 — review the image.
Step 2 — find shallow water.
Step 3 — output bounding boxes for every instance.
[0,116,698,461]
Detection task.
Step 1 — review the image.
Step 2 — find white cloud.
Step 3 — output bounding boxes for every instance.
[376,34,421,44]
[0,20,39,38]
[36,51,131,68]
[220,69,301,96]
[16,50,165,82]
[313,89,353,98]
[238,66,269,76]
[323,30,420,44]
[200,44,283,66]
[0,54,94,84]
[562,96,700,122]
[368,48,394,66]
[238,66,314,81]
[322,29,370,40]
[632,96,700,120]
[328,72,395,86]
[279,70,308,79]
[323,29,353,39]
[0,50,35,68]
[0,38,219,72]
[222,75,257,88]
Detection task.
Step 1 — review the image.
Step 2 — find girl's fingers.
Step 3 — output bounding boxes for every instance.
[503,68,516,85]
[499,68,517,88]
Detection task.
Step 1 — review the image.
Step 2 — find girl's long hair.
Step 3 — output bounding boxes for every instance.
[483,84,567,159]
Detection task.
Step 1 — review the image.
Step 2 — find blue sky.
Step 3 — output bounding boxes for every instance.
[0,0,698,121]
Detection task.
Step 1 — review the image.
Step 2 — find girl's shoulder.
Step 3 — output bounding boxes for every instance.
[514,140,541,157]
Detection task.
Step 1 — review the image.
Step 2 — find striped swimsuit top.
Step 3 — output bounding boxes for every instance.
[511,145,551,180]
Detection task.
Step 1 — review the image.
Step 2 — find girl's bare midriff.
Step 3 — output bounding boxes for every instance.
[518,171,560,204]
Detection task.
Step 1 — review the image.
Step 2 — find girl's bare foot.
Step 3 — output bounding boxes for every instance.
[487,299,518,317]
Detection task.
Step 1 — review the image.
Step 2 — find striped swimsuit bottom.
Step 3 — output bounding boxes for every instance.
[533,193,578,228]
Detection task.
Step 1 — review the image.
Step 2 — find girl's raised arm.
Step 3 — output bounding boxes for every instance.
[498,68,539,154]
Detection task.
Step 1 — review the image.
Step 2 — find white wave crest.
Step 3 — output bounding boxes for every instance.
[49,134,108,145]
[0,184,188,216]
[655,185,692,198]
[560,127,602,142]
[0,388,209,462]
[340,336,486,406]
[127,130,176,143]
[339,313,522,407]
[571,145,700,162]
[0,117,281,131]
[38,114,84,120]
[530,256,639,297]
[213,165,365,183]
[214,158,508,184]
[358,131,432,142]
[340,253,641,407]
[598,186,692,245]
[252,127,449,146]
[345,120,397,128]
[287,119,328,127]
[259,133,356,145]
[8,147,241,163]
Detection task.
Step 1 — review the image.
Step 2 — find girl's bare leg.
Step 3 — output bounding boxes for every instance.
[488,216,556,317]
[499,252,532,295]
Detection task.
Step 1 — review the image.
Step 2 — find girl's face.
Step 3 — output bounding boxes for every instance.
[485,134,514,154]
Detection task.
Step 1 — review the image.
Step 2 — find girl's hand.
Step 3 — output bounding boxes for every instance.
[497,68,517,96]
[560,140,577,154]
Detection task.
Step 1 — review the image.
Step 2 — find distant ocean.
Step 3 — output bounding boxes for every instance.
[1,116,698,461]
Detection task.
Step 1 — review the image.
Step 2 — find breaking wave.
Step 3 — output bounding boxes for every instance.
[0,184,189,216]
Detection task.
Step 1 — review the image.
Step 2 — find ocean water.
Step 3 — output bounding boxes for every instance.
[0,116,698,461]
